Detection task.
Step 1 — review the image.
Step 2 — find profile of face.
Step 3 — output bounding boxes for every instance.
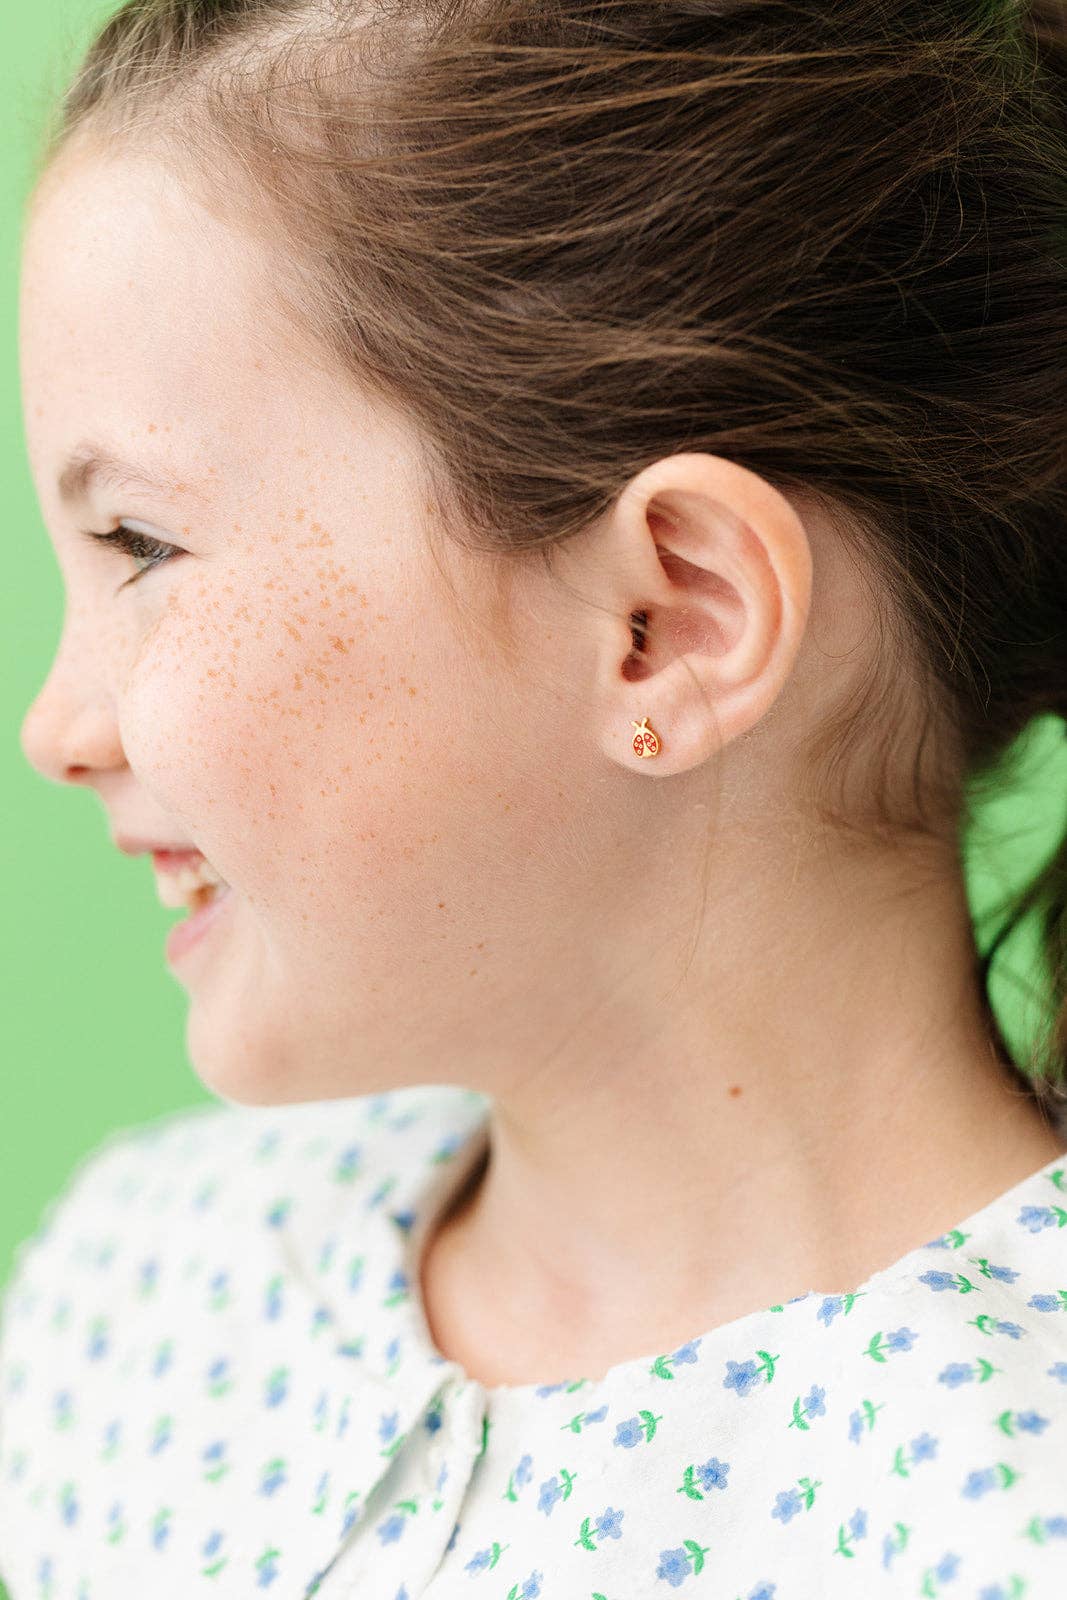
[18,139,648,1107]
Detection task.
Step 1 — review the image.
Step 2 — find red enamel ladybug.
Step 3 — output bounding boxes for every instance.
[631,716,661,759]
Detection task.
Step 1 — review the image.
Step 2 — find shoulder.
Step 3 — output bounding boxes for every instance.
[0,1084,489,1594]
[0,1082,489,1322]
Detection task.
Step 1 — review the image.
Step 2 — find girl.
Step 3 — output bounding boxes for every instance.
[2,0,1067,1595]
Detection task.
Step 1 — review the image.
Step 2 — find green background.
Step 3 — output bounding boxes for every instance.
[1,2,216,1298]
[1,18,1066,1598]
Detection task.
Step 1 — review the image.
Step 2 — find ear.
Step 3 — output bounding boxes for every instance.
[566,453,813,774]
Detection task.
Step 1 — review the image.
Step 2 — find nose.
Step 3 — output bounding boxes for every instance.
[20,657,126,789]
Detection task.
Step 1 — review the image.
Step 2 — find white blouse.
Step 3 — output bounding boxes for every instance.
[1,1084,1066,1598]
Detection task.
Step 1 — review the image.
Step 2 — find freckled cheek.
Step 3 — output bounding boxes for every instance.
[116,592,445,900]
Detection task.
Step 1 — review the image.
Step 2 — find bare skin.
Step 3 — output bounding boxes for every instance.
[18,136,1066,1393]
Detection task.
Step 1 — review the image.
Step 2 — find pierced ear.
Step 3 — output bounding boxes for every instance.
[587,453,813,776]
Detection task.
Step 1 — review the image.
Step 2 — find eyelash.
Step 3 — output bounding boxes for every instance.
[79,524,184,590]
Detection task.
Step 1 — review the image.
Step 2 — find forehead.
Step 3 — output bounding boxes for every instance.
[18,144,303,511]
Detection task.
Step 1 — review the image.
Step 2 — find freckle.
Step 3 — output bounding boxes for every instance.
[407,685,419,696]
[147,423,157,433]
[438,902,446,909]
[728,1085,743,1097]
[294,508,305,521]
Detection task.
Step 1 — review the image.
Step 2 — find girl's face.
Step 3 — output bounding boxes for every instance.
[18,145,614,1105]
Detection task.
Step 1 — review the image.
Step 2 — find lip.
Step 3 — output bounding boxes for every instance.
[165,884,235,966]
[153,847,208,871]
[114,834,200,857]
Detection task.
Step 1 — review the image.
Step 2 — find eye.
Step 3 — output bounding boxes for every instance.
[79,522,185,591]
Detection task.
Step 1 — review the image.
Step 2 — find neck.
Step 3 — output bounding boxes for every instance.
[419,843,1066,1389]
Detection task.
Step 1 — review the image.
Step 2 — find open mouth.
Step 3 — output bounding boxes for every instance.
[152,850,230,912]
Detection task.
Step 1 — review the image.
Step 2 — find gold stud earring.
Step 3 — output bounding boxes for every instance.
[631,716,661,759]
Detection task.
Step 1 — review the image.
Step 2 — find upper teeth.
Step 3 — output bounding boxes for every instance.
[154,856,229,909]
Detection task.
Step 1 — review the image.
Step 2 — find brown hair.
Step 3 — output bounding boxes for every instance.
[27,0,1067,1116]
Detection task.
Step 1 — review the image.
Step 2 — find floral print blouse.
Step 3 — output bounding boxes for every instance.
[1,1084,1066,1599]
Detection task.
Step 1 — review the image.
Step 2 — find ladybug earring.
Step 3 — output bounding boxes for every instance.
[631,716,661,759]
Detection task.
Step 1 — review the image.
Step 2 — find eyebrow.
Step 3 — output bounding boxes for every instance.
[57,444,210,508]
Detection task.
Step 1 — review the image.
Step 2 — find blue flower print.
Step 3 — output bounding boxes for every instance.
[1049,1361,1067,1382]
[886,1327,917,1351]
[264,1276,284,1319]
[505,1453,534,1501]
[655,1539,710,1586]
[835,1506,868,1558]
[376,1510,407,1545]
[770,1488,803,1525]
[384,1268,409,1305]
[1014,1410,1049,1434]
[205,1356,232,1399]
[789,1383,826,1430]
[208,1270,230,1310]
[255,1545,282,1586]
[959,1465,1017,1504]
[264,1367,289,1407]
[938,1363,975,1388]
[595,1506,624,1540]
[882,1521,910,1569]
[259,1458,288,1496]
[86,1317,109,1360]
[924,1551,961,1585]
[505,1572,543,1599]
[614,1411,662,1448]
[918,1270,982,1295]
[537,1471,576,1515]
[1028,1292,1067,1312]
[577,1506,626,1549]
[1017,1202,1067,1233]
[866,1326,918,1362]
[464,1542,508,1574]
[698,1456,730,1492]
[564,1403,609,1434]
[771,1476,820,1524]
[976,1261,1020,1285]
[723,1353,776,1396]
[58,1483,78,1527]
[379,1409,400,1446]
[201,1529,227,1576]
[817,1295,848,1328]
[651,1339,704,1380]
